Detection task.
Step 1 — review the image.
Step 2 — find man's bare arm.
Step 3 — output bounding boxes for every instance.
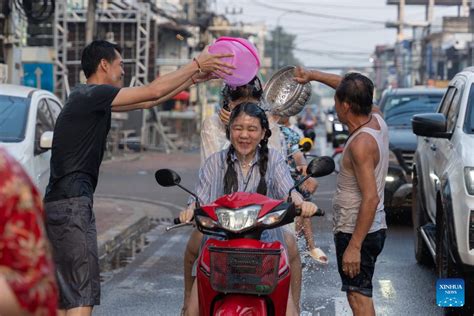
[112,49,233,107]
[294,67,342,89]
[112,78,194,112]
[308,70,342,89]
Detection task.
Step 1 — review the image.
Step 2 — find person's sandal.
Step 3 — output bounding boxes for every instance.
[308,247,328,264]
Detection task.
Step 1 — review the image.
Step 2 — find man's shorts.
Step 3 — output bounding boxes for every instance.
[44,196,100,309]
[334,229,386,297]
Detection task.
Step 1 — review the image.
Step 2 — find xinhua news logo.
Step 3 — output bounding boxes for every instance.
[436,278,465,307]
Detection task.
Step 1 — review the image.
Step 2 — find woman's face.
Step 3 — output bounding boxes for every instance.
[229,113,265,158]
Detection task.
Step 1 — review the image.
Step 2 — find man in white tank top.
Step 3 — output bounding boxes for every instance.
[295,69,388,316]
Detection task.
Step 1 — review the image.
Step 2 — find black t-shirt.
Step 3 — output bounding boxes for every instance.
[44,84,121,202]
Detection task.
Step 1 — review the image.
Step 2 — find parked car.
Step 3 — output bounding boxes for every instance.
[324,108,335,142]
[411,68,474,313]
[378,88,445,214]
[331,116,349,148]
[0,84,63,196]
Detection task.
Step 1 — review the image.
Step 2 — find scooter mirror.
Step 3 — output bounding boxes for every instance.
[307,156,335,177]
[155,169,181,187]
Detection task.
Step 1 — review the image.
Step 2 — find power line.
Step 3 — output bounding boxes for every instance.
[253,1,387,25]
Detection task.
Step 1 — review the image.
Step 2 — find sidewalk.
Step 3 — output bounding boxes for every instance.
[94,195,173,271]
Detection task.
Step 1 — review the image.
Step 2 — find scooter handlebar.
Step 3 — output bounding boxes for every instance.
[295,207,325,217]
[168,206,324,232]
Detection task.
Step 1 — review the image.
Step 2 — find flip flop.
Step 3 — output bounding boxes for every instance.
[308,247,328,264]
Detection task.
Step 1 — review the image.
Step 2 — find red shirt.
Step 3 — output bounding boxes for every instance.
[0,148,58,315]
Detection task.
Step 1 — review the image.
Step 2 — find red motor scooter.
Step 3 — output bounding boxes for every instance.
[155,156,335,316]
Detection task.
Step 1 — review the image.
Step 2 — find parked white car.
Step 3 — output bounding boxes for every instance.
[0,84,63,196]
[412,67,474,313]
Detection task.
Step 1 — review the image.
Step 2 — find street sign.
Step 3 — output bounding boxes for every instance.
[23,63,54,92]
[387,0,471,5]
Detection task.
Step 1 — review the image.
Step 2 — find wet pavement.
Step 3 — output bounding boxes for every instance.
[92,133,448,315]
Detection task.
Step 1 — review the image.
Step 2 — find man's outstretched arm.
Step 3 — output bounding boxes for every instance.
[112,48,234,108]
[294,67,342,89]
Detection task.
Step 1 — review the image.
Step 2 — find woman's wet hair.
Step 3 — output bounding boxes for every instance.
[224,102,272,195]
[221,76,263,110]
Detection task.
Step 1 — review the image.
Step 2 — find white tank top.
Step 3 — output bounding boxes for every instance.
[332,113,389,234]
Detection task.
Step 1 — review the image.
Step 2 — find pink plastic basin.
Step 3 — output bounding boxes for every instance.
[208,37,261,87]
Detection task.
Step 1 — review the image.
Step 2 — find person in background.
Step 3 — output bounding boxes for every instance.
[278,115,328,264]
[0,148,58,316]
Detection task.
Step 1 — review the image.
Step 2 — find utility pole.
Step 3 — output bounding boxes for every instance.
[462,0,469,17]
[4,2,21,84]
[426,0,434,24]
[86,0,97,44]
[397,0,405,41]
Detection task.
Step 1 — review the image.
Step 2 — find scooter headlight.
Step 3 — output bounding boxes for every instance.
[215,205,261,232]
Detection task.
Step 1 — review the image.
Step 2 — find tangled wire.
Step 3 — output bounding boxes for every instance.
[3,0,55,24]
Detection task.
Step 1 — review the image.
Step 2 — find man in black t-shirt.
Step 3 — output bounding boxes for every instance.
[43,40,233,315]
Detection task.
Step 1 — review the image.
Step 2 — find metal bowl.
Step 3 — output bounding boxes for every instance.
[263,66,312,117]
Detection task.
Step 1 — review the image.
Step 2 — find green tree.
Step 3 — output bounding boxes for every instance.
[265,26,302,72]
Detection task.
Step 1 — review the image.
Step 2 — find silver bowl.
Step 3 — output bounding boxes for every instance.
[263,66,312,117]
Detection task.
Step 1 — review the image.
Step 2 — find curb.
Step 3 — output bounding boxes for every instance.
[97,210,150,271]
[102,153,142,165]
[95,195,175,271]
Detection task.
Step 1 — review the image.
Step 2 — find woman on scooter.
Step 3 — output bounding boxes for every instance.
[180,102,319,316]
[200,76,282,164]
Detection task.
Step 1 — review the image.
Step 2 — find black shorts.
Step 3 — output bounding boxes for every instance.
[334,229,386,297]
[45,196,100,309]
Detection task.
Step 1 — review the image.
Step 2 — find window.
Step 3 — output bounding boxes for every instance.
[35,99,54,155]
[439,87,456,116]
[446,83,464,133]
[383,93,444,127]
[464,83,474,134]
[0,95,30,143]
[46,99,62,123]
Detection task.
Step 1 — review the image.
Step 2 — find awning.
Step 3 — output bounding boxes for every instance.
[172,90,190,101]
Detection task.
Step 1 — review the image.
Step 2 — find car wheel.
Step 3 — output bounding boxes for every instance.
[436,205,457,279]
[412,174,432,265]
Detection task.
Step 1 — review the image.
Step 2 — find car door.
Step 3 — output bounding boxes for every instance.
[433,79,464,198]
[32,96,57,196]
[421,86,456,220]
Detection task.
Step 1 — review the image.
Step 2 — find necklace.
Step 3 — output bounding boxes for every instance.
[345,114,372,145]
[240,160,253,169]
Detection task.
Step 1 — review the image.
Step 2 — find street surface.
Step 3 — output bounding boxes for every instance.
[93,130,444,316]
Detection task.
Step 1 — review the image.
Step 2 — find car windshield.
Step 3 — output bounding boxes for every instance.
[383,94,443,126]
[0,95,30,143]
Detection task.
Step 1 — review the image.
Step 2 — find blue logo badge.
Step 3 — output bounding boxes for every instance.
[436,278,464,307]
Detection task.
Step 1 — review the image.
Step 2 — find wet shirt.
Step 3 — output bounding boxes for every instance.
[332,113,389,234]
[44,84,120,202]
[0,148,58,315]
[280,125,300,170]
[193,148,297,204]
